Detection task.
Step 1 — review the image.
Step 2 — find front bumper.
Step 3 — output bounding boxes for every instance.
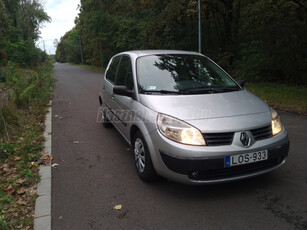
[160,141,289,182]
[147,128,289,184]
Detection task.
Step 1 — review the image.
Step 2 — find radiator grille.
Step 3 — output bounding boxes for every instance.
[203,132,234,146]
[251,125,272,140]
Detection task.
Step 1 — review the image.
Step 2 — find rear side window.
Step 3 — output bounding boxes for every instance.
[106,56,121,84]
[116,56,134,90]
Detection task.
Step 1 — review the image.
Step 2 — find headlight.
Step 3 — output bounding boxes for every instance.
[157,114,206,146]
[270,107,283,136]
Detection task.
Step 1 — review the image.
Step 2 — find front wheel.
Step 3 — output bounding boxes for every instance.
[133,131,159,181]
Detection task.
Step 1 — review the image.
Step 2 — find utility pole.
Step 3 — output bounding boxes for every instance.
[43,40,46,52]
[198,0,201,53]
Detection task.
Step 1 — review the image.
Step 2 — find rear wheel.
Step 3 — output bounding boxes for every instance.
[133,131,158,181]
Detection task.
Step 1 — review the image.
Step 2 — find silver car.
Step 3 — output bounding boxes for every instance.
[99,50,289,184]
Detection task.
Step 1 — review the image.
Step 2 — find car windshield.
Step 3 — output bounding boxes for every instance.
[137,54,240,94]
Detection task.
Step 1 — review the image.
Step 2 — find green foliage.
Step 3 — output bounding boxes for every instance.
[0,2,52,228]
[55,29,82,64]
[237,0,307,84]
[0,215,13,230]
[0,105,19,138]
[0,61,53,141]
[0,68,6,82]
[56,0,306,84]
[1,61,53,108]
[0,142,15,160]
[0,60,53,228]
[49,55,56,63]
[0,0,50,67]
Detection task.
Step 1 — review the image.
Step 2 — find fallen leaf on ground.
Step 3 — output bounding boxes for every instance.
[126,148,131,151]
[6,185,15,195]
[14,156,21,161]
[59,216,63,220]
[55,115,59,117]
[32,140,38,145]
[113,204,122,210]
[73,141,79,144]
[40,155,53,165]
[2,164,9,172]
[17,187,26,195]
[28,185,37,196]
[51,163,59,168]
[17,199,27,205]
[16,178,26,184]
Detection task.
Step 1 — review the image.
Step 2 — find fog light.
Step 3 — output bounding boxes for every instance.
[192,171,199,177]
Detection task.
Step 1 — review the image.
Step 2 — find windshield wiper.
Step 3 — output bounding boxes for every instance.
[139,87,240,95]
[141,89,183,95]
[221,87,241,92]
[179,86,240,94]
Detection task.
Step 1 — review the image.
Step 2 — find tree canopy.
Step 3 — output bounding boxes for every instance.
[56,0,306,84]
[0,0,50,67]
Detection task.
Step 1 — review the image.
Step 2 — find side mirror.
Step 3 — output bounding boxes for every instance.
[236,80,246,88]
[113,86,133,97]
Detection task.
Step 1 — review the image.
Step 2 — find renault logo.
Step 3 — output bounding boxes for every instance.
[240,132,251,147]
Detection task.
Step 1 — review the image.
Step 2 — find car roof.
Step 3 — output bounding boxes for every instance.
[117,50,202,58]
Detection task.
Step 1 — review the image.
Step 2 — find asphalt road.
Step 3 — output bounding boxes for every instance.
[51,63,307,230]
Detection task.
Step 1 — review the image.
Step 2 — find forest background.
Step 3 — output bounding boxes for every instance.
[55,0,307,85]
[0,0,306,228]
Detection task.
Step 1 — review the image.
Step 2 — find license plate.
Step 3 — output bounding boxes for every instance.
[225,150,268,167]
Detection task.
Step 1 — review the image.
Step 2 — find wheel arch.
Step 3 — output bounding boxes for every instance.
[99,95,102,106]
[129,123,161,174]
[130,125,140,144]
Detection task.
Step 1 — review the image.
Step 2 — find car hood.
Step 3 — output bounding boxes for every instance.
[139,89,270,121]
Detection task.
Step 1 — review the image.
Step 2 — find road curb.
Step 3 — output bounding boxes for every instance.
[34,101,52,230]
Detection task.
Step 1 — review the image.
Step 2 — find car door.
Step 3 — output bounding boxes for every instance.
[112,55,135,140]
[103,55,121,122]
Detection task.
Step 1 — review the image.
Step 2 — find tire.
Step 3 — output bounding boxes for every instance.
[101,106,112,128]
[133,131,159,181]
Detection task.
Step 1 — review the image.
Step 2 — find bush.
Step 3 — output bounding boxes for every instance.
[0,69,6,82]
[0,105,19,137]
[1,41,48,68]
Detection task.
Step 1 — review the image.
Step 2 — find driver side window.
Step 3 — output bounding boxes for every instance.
[116,56,134,90]
[106,56,121,84]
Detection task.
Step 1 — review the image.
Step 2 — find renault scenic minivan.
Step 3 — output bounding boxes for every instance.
[98,50,289,184]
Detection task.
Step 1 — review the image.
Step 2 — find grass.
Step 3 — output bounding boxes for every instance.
[246,83,307,114]
[0,61,53,229]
